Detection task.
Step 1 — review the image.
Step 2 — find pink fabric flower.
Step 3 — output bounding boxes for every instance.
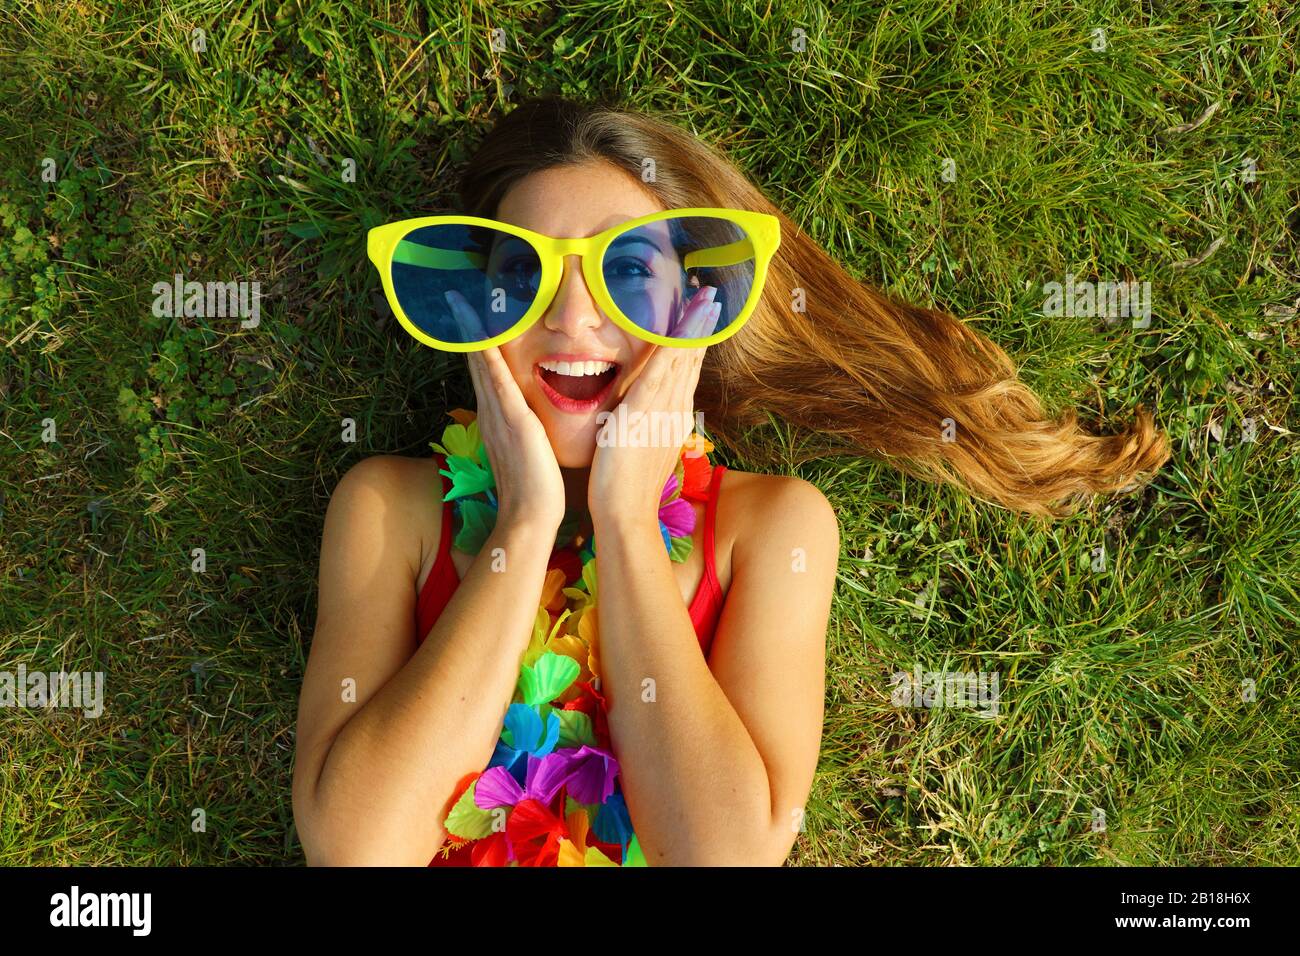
[658,473,695,539]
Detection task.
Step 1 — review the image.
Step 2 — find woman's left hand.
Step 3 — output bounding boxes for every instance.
[588,343,708,530]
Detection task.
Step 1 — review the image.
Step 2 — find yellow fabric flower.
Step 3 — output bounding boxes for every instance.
[561,559,601,680]
[682,431,714,458]
[540,567,568,615]
[546,634,594,703]
[579,605,601,682]
[522,605,573,670]
[556,808,619,867]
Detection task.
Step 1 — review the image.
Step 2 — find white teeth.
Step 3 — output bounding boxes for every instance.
[539,359,616,377]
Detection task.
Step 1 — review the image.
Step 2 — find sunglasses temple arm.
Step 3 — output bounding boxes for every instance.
[683,236,756,269]
[391,239,489,270]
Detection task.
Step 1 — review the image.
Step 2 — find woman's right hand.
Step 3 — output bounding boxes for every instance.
[449,290,566,536]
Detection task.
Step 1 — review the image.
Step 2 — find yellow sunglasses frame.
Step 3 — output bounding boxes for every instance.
[366,207,781,352]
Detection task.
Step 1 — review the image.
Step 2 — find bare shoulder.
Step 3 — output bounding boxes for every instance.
[326,454,443,575]
[717,467,839,558]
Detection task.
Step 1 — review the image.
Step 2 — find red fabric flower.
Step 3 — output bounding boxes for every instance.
[547,546,584,585]
[508,798,568,866]
[679,454,714,502]
[561,680,611,750]
[470,830,512,867]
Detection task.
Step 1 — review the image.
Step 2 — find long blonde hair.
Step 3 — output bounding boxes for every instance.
[456,96,1171,517]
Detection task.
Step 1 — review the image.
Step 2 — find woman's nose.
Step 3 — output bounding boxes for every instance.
[542,256,604,337]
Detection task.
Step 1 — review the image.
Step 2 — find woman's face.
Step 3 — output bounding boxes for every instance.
[492,161,682,468]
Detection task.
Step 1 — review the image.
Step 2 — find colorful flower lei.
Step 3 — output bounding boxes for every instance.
[429,408,716,866]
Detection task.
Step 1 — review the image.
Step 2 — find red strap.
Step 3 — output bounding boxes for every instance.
[415,456,456,645]
[703,464,726,577]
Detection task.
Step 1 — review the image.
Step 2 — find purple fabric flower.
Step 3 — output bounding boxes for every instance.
[475,745,621,809]
[474,751,573,809]
[563,745,621,805]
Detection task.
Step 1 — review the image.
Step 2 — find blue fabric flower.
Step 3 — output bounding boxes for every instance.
[488,702,561,784]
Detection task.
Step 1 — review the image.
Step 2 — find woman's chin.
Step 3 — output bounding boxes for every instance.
[552,437,597,469]
[523,387,621,467]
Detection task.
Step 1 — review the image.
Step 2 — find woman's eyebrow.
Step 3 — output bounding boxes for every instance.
[608,233,663,254]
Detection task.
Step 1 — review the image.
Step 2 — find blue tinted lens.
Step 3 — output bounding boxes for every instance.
[601,216,756,340]
[390,224,541,344]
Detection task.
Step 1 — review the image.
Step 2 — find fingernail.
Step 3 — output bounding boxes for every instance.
[444,291,455,306]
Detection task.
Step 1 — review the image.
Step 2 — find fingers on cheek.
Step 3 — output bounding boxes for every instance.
[474,361,490,401]
[494,352,516,392]
[485,355,505,392]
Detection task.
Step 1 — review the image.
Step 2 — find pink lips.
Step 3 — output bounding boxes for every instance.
[533,364,619,414]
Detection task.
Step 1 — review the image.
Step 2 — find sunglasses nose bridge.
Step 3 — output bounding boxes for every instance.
[541,237,603,302]
[540,239,608,337]
[549,237,593,258]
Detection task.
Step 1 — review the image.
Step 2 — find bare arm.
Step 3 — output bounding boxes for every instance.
[291,456,558,866]
[595,475,838,865]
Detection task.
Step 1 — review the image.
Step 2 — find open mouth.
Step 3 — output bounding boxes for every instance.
[534,359,621,412]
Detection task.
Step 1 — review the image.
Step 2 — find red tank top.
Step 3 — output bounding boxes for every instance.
[415,453,728,656]
[414,453,729,867]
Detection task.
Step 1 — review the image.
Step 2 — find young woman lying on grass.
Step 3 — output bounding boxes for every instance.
[291,95,1169,866]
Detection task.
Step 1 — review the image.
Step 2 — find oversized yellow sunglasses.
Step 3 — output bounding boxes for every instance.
[366,207,780,352]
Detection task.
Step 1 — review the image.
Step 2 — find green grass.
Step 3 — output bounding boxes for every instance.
[1,0,1297,865]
